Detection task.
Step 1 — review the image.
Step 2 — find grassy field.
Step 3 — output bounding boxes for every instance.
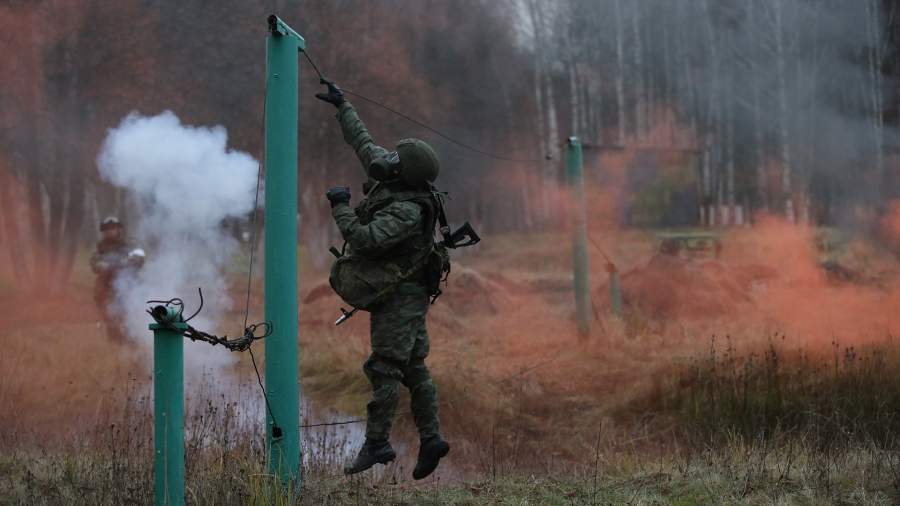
[2,226,900,504]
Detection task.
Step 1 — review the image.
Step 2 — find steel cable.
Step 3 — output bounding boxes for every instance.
[301,50,548,164]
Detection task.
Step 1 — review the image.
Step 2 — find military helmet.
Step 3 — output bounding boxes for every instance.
[396,138,439,187]
[100,216,122,231]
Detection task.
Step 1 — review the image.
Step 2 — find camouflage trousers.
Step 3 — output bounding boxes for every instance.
[364,283,441,442]
[94,280,126,343]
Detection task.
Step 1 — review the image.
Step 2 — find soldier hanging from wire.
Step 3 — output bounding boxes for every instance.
[316,79,451,480]
[90,216,145,342]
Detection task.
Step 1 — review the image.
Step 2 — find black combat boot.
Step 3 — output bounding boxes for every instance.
[412,435,450,480]
[344,438,396,475]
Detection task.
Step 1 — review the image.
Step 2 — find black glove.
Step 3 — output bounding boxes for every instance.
[315,79,345,107]
[326,186,351,207]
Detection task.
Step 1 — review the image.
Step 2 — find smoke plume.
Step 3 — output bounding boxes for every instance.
[97,111,258,367]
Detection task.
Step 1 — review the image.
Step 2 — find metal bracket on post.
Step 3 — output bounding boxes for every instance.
[150,308,187,506]
[267,14,306,50]
[566,136,592,339]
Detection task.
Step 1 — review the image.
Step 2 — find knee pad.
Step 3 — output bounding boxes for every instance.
[401,358,433,390]
[364,355,404,383]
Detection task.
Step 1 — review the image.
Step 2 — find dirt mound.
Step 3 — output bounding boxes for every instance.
[595,255,777,320]
[439,266,512,315]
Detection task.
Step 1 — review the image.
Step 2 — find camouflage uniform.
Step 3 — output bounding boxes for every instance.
[331,102,441,443]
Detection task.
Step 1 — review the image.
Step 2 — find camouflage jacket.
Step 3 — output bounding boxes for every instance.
[90,238,144,278]
[331,102,435,266]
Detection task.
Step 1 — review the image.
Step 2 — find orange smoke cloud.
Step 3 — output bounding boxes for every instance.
[591,212,900,347]
[879,201,900,247]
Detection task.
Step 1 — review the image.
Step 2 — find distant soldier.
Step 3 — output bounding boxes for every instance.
[317,80,450,480]
[90,216,145,342]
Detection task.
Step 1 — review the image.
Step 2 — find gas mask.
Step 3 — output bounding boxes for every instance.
[368,151,402,181]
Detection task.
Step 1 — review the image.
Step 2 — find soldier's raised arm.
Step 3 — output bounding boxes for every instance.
[315,80,388,188]
[336,101,389,173]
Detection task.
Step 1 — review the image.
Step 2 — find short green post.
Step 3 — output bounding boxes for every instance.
[150,308,186,506]
[566,137,592,338]
[264,14,304,484]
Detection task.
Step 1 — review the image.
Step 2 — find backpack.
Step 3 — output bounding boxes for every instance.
[329,185,449,311]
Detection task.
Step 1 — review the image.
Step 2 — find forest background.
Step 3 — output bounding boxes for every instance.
[2,0,899,292]
[6,2,900,503]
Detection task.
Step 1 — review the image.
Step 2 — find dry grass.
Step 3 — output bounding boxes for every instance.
[4,411,899,504]
[4,230,900,503]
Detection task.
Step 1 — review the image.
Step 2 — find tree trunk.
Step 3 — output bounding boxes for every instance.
[26,172,48,292]
[661,19,674,145]
[46,181,66,294]
[753,67,768,213]
[726,101,736,225]
[867,0,885,187]
[614,0,626,145]
[774,0,794,218]
[542,65,560,226]
[56,175,86,295]
[526,0,553,226]
[630,2,645,140]
[0,168,29,284]
[701,0,719,222]
[676,1,698,137]
[568,59,580,138]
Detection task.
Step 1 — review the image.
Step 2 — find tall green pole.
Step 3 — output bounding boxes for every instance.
[150,310,186,506]
[566,137,592,339]
[608,263,622,317]
[264,14,304,483]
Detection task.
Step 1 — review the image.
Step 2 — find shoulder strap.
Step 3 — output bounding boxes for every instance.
[435,196,450,241]
[426,187,451,243]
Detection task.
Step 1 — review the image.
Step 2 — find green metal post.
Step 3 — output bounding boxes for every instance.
[150,311,186,506]
[608,265,622,317]
[264,15,304,483]
[566,137,592,338]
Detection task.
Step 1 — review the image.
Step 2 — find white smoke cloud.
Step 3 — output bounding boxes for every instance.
[97,111,258,368]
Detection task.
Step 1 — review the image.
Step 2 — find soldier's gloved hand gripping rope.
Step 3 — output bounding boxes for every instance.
[315,79,345,107]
